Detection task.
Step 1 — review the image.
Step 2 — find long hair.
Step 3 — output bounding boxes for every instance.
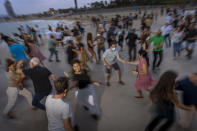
[87,32,93,41]
[6,59,15,72]
[138,49,146,58]
[150,70,178,104]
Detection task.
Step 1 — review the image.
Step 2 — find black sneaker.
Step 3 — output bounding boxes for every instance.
[91,114,99,120]
[49,59,52,62]
[74,125,79,131]
[3,113,16,119]
[119,81,125,85]
[56,60,60,62]
[106,82,111,86]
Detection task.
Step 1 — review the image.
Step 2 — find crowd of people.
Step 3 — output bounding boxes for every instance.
[0,7,197,131]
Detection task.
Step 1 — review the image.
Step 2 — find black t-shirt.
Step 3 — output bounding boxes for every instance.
[176,77,197,108]
[185,29,197,43]
[107,38,116,45]
[71,70,91,89]
[23,66,52,93]
[126,33,138,47]
[66,46,77,61]
[154,99,175,120]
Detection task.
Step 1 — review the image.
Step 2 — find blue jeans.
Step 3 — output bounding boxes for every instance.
[32,91,51,111]
[49,48,59,61]
[173,42,181,57]
[164,34,171,47]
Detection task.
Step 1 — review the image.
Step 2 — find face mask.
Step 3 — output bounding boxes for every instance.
[112,48,116,51]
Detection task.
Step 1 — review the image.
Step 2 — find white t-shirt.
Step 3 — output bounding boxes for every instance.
[103,49,119,65]
[47,31,56,38]
[46,94,72,131]
[165,15,172,24]
[171,31,183,43]
[161,25,173,35]
[63,36,72,44]
[35,27,41,35]
[55,32,62,40]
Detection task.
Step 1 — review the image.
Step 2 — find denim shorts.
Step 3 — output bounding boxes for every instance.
[105,63,120,74]
[186,42,196,50]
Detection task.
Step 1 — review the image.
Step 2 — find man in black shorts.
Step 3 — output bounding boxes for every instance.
[102,43,128,86]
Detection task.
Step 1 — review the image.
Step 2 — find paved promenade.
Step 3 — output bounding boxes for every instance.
[0,13,197,131]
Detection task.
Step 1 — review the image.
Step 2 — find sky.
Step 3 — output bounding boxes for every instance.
[0,0,110,15]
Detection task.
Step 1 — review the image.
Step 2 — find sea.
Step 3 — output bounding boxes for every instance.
[0,19,74,65]
[0,19,74,36]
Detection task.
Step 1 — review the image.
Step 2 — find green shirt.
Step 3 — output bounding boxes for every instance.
[149,35,164,51]
[48,38,55,49]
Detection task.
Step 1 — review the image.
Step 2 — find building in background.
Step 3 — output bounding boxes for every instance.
[4,0,15,17]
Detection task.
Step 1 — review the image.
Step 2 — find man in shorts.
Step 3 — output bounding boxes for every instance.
[102,42,128,86]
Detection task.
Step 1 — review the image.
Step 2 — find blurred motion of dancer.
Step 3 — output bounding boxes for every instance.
[70,60,101,120]
[145,71,195,131]
[176,73,197,129]
[3,59,32,119]
[127,50,155,98]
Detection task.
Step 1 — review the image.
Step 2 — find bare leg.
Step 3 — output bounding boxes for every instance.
[116,70,124,85]
[116,70,121,82]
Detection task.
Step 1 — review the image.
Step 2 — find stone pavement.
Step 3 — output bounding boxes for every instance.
[0,13,197,131]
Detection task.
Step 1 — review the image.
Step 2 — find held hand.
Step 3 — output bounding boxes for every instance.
[18,83,24,87]
[132,70,138,75]
[93,82,101,86]
[124,60,130,64]
[16,68,23,74]
[146,49,151,53]
[122,60,127,64]
[125,61,130,64]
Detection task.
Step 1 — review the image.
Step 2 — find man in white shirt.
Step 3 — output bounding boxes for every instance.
[35,25,44,44]
[45,77,75,131]
[161,23,173,47]
[165,13,173,24]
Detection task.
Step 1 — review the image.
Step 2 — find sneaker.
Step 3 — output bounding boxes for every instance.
[3,113,16,119]
[74,125,79,131]
[91,114,99,120]
[32,106,39,110]
[49,59,52,62]
[119,81,125,85]
[106,82,111,86]
[173,57,177,60]
[155,67,160,70]
[56,60,60,62]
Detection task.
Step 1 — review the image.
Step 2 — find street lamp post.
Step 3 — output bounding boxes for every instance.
[74,0,78,10]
